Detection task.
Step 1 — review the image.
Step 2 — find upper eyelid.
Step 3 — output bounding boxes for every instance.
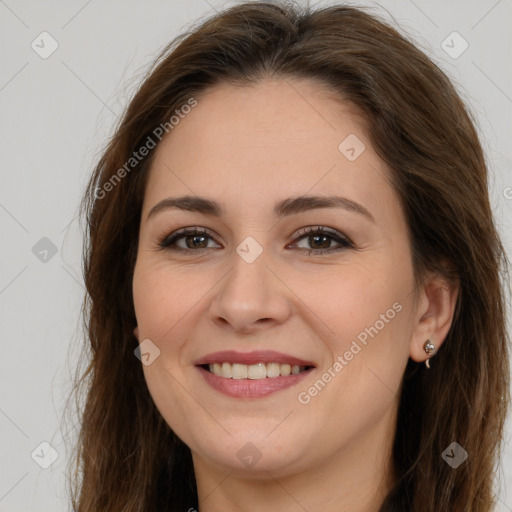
[162,226,214,243]
[160,225,352,248]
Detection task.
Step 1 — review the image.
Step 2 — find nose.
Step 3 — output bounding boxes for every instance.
[208,249,291,334]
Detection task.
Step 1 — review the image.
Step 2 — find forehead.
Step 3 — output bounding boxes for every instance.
[142,78,394,220]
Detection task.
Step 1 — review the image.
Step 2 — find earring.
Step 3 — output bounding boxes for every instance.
[423,339,435,369]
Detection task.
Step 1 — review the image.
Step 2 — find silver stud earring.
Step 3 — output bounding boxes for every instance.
[424,339,435,369]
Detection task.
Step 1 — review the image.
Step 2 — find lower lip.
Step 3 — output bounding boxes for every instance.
[196,366,314,398]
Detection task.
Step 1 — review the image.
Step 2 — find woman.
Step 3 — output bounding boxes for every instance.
[67,2,511,511]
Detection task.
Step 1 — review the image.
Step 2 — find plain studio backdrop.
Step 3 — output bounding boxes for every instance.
[0,0,511,510]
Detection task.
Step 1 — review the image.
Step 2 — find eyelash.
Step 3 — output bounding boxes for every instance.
[156,225,354,256]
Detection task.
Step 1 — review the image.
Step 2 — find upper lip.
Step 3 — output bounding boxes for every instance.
[193,350,316,367]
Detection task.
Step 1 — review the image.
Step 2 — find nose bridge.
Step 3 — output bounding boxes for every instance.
[209,240,290,331]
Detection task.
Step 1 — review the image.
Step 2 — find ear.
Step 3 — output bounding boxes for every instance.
[133,326,140,341]
[409,273,459,364]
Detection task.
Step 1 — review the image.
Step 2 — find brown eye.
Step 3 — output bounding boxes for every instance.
[290,226,353,255]
[158,225,353,256]
[159,228,220,253]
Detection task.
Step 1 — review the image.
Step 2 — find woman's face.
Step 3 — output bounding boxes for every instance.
[132,78,424,477]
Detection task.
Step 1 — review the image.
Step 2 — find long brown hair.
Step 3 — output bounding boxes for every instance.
[65,2,511,510]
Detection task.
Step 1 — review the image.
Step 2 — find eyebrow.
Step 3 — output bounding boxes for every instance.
[146,194,375,223]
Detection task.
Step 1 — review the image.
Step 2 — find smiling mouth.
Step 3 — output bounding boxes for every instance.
[200,362,313,380]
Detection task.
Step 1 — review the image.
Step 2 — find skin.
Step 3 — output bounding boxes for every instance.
[132,78,458,512]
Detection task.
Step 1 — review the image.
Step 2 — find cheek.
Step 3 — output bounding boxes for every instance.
[141,362,200,449]
[133,262,208,440]
[133,261,206,343]
[301,257,413,401]
[303,258,408,346]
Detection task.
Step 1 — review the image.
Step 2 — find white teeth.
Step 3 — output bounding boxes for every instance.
[248,363,267,380]
[221,362,232,378]
[266,362,280,378]
[207,362,309,379]
[232,363,248,379]
[280,364,291,376]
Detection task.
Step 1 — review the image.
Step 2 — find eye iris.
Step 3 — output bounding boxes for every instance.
[310,234,330,249]
[187,234,208,249]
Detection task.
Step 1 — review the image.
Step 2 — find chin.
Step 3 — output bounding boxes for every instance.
[190,431,311,476]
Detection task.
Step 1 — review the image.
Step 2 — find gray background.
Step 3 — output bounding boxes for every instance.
[0,0,511,510]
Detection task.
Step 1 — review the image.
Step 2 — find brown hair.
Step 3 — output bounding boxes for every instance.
[65,2,511,510]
